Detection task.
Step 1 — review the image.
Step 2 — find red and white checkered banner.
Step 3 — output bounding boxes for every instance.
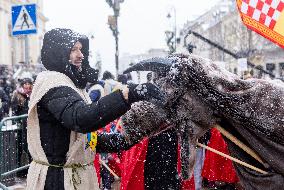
[237,0,284,48]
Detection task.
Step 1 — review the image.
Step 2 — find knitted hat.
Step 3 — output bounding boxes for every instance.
[20,78,33,86]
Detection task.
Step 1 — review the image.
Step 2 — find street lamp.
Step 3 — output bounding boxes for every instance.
[106,0,124,76]
[165,6,176,53]
[165,30,175,53]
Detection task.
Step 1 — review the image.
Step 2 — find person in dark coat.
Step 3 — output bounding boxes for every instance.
[117,74,128,85]
[0,87,9,121]
[102,70,115,80]
[26,28,165,190]
[144,128,180,190]
[11,77,33,177]
[11,78,33,116]
[0,76,14,101]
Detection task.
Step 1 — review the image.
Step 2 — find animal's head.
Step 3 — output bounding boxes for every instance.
[122,54,223,179]
[123,54,220,130]
[123,53,284,183]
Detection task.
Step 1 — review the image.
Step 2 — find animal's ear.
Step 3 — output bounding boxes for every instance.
[123,57,173,77]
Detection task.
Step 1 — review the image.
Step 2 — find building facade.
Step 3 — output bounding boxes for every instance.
[177,0,283,79]
[0,0,47,72]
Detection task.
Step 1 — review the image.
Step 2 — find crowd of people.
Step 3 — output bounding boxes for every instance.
[0,75,34,177]
[0,28,250,190]
[0,75,35,119]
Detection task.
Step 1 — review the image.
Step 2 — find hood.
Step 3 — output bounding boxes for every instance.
[41,28,98,88]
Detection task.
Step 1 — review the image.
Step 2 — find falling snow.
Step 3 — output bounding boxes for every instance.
[123,53,284,189]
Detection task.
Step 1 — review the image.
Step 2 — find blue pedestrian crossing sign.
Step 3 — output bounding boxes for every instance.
[11,4,37,36]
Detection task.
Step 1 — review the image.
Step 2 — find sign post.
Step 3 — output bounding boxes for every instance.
[11,4,37,65]
[11,4,37,36]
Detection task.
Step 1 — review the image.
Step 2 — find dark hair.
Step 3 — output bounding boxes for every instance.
[19,78,33,86]
[126,73,132,80]
[117,74,128,84]
[102,71,114,80]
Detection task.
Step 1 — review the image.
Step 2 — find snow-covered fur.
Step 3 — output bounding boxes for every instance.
[122,53,284,189]
[121,101,168,144]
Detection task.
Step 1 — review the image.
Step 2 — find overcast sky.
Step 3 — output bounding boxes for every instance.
[43,0,220,74]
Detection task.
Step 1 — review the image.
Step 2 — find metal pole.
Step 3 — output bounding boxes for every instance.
[0,114,28,129]
[173,7,177,52]
[166,6,177,53]
[0,182,9,190]
[185,30,275,77]
[115,16,119,75]
[24,35,29,65]
[1,164,30,177]
[106,0,123,76]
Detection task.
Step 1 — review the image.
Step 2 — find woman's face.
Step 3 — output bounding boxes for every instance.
[23,82,32,90]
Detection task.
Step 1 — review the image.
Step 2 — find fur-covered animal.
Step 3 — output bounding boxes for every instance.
[122,54,284,190]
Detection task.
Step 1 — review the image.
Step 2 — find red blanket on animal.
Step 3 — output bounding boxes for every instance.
[202,128,239,183]
[120,138,195,190]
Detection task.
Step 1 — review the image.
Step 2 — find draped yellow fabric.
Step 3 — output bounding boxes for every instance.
[274,10,284,36]
[237,0,284,48]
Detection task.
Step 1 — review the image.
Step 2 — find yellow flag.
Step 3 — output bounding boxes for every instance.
[237,0,284,48]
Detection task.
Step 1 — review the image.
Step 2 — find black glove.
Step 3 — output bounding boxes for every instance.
[128,83,165,105]
[96,133,138,153]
